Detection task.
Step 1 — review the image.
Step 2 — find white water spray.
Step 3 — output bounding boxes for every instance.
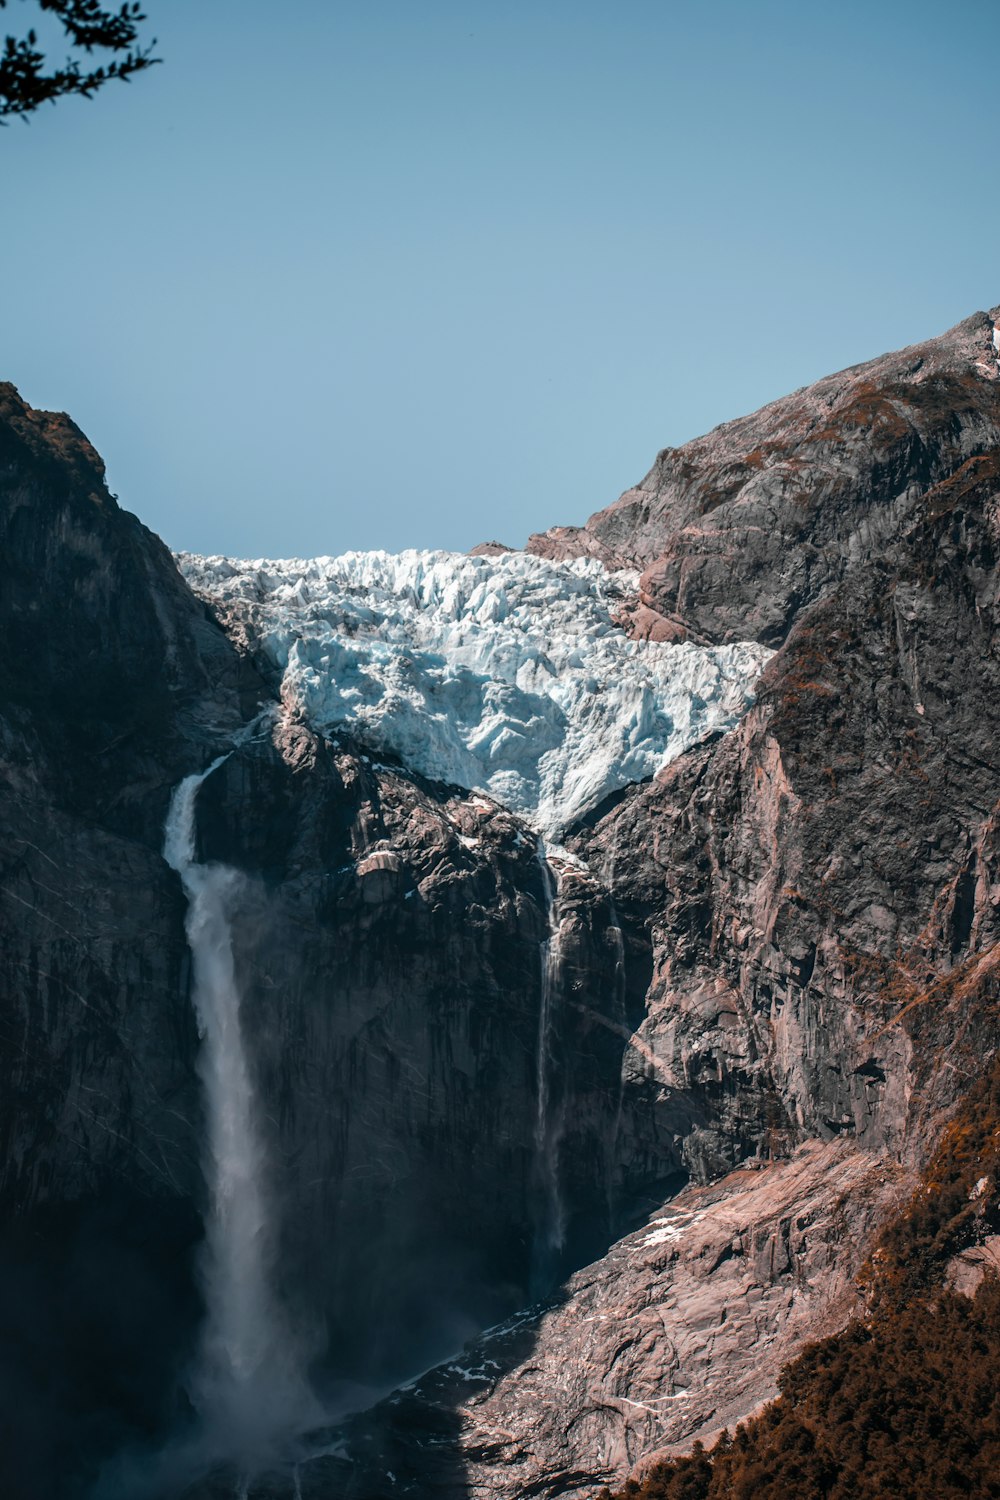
[530,850,567,1295]
[164,758,316,1474]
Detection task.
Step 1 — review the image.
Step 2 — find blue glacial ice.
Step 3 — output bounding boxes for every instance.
[178,548,771,839]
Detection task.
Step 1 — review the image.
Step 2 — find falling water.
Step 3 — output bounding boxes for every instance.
[607,901,627,1010]
[164,757,316,1478]
[530,848,567,1296]
[598,819,630,1233]
[604,899,628,1231]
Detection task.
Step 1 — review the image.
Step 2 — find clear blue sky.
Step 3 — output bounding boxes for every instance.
[2,0,998,557]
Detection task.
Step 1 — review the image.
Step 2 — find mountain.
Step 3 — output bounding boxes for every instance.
[0,306,998,1499]
[527,307,1000,643]
[297,306,1000,1497]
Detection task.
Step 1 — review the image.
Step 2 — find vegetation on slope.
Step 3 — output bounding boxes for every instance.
[598,1060,1000,1500]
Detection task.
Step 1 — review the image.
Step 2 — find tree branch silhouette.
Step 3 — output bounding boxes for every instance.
[0,0,158,120]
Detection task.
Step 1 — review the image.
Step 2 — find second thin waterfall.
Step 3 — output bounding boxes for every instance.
[531,848,567,1297]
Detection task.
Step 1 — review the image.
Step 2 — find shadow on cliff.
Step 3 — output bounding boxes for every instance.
[0,1190,204,1500]
[308,1286,573,1500]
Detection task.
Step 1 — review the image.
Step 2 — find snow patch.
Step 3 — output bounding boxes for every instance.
[179,548,771,837]
[641,1207,707,1248]
[444,1359,500,1382]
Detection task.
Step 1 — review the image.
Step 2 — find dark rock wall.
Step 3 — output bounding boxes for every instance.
[0,382,629,1493]
[194,725,628,1384]
[0,383,255,1496]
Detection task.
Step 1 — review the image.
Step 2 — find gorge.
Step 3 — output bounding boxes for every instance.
[1,304,999,1499]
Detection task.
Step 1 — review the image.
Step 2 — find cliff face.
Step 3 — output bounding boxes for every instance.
[514,310,1000,1188]
[303,310,1000,1496]
[0,386,627,1496]
[192,725,628,1381]
[2,308,1000,1500]
[579,441,1000,1198]
[572,312,1000,1188]
[0,383,256,1496]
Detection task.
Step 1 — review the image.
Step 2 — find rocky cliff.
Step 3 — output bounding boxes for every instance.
[527,309,1000,646]
[1,307,999,1500]
[0,385,627,1497]
[299,307,1000,1496]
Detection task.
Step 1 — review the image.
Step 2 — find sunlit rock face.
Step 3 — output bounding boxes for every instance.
[320,1142,908,1500]
[177,548,770,838]
[528,308,1000,646]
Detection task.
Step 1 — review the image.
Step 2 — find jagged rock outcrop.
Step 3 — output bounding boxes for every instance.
[527,308,1000,646]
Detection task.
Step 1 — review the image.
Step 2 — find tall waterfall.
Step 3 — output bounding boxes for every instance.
[530,850,566,1297]
[164,758,315,1473]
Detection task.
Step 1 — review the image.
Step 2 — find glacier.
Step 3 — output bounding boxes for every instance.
[178,548,772,839]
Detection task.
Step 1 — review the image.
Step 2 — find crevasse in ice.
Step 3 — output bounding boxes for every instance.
[178,548,771,839]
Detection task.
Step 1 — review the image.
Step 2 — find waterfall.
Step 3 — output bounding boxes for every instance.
[607,901,626,1009]
[530,849,567,1297]
[164,758,315,1475]
[605,899,628,1231]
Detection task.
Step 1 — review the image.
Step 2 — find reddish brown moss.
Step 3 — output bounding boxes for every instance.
[811,381,912,446]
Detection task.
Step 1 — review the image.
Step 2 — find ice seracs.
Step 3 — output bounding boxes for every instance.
[178,548,771,838]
